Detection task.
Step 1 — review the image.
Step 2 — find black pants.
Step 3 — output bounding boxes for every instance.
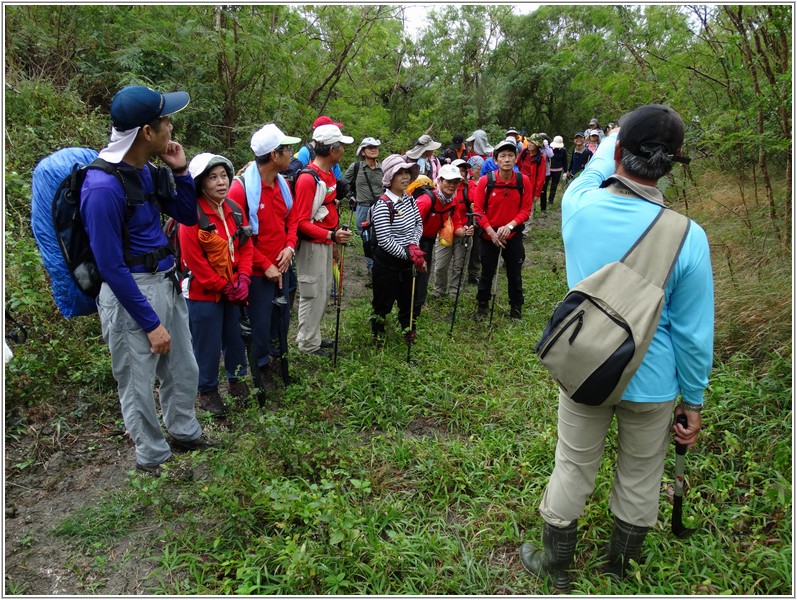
[476,233,525,308]
[548,170,563,206]
[413,236,435,312]
[540,174,552,211]
[468,233,482,281]
[371,247,419,331]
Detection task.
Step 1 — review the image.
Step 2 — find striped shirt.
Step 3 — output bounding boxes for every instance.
[373,190,422,260]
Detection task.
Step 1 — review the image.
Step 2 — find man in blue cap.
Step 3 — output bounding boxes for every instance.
[81,85,214,476]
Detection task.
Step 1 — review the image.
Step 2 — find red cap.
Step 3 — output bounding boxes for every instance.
[313,115,343,129]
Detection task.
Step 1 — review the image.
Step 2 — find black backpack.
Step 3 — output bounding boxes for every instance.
[163,198,252,279]
[280,143,316,188]
[52,157,175,298]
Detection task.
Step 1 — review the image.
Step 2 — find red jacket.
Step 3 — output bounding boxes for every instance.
[454,180,477,229]
[228,177,299,276]
[293,163,339,244]
[178,196,253,302]
[516,148,547,199]
[473,171,533,240]
[416,189,463,239]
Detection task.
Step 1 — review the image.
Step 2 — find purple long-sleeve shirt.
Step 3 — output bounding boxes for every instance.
[81,164,197,332]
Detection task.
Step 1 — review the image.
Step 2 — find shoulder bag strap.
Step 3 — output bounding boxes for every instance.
[621,208,691,290]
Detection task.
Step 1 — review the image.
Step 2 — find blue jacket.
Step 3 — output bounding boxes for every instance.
[561,134,714,406]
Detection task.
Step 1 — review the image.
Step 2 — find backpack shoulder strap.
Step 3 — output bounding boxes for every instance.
[621,208,691,289]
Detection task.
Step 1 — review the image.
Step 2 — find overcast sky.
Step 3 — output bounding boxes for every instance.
[402,3,540,37]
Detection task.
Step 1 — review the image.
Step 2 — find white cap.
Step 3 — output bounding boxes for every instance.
[438,163,464,181]
[250,123,301,156]
[313,124,354,145]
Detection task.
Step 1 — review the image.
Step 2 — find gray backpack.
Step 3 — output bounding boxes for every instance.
[536,182,690,406]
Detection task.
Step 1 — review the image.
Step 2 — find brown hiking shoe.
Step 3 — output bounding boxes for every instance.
[227,380,250,401]
[167,434,217,453]
[197,388,227,417]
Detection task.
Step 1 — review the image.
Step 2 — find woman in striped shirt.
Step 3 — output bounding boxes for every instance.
[371,154,427,346]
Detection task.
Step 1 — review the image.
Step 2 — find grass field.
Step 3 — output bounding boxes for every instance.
[30,202,792,595]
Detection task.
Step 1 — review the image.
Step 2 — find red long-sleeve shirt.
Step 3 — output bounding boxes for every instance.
[178,196,253,302]
[228,177,299,276]
[293,163,339,244]
[517,149,547,199]
[472,171,533,240]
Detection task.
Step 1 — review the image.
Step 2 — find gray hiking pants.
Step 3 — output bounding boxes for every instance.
[538,391,675,528]
[98,272,202,468]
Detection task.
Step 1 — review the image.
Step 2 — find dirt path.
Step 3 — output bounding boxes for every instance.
[4,210,560,595]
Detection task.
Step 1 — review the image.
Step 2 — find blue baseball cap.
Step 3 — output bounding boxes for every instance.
[110,85,190,131]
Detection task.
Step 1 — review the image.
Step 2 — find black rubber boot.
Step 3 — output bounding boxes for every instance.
[475,301,489,322]
[603,516,650,579]
[510,305,522,320]
[519,521,578,592]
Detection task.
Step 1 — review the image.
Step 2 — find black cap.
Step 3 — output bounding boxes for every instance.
[618,104,690,164]
[453,133,464,144]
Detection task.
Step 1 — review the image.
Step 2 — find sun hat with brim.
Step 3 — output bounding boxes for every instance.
[250,123,301,157]
[551,135,565,149]
[110,85,190,132]
[188,153,235,188]
[356,136,382,157]
[406,134,442,159]
[493,138,519,158]
[381,154,420,188]
[438,163,464,181]
[505,126,519,136]
[313,124,354,145]
[467,155,485,171]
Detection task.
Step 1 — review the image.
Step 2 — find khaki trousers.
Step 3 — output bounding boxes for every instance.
[295,241,333,353]
[539,391,675,528]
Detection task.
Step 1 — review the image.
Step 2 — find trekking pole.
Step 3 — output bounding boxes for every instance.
[488,245,504,326]
[449,212,477,334]
[672,413,697,538]
[407,265,417,364]
[333,225,349,368]
[239,306,266,408]
[272,272,290,386]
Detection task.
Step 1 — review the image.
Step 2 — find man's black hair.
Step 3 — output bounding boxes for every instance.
[314,141,340,157]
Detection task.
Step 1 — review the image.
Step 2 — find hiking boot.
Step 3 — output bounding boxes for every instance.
[167,433,217,453]
[475,301,489,322]
[602,516,650,579]
[258,364,277,390]
[197,388,227,417]
[520,521,578,592]
[136,461,166,477]
[227,379,250,401]
[510,305,522,321]
[320,338,335,349]
[468,275,479,284]
[307,346,332,358]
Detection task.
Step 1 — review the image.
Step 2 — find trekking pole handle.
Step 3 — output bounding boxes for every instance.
[675,413,688,456]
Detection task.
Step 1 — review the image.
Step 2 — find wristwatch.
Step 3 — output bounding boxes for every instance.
[507,224,515,231]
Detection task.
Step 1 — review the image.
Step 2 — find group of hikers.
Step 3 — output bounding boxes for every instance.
[78,83,712,591]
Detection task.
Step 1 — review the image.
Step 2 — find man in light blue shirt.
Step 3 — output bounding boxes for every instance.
[520,105,714,591]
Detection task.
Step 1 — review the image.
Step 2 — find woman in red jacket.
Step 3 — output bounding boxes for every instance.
[180,154,254,417]
[516,134,547,216]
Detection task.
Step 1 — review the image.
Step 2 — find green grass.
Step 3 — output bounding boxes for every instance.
[40,207,792,595]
